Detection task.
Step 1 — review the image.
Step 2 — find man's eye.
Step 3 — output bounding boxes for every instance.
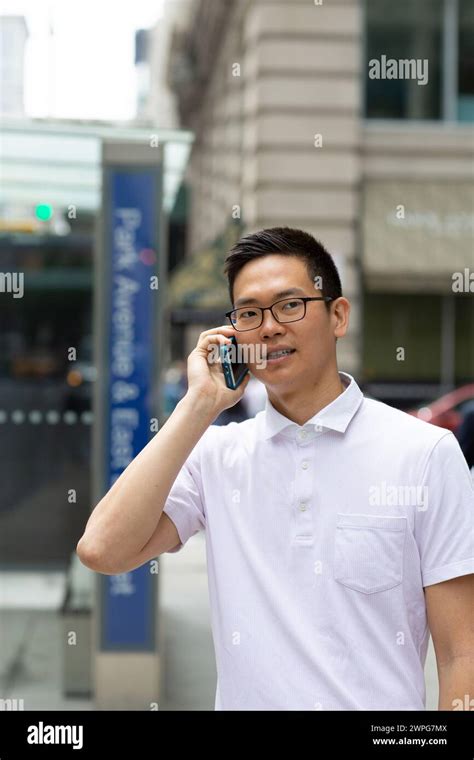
[283,300,300,310]
[241,310,257,318]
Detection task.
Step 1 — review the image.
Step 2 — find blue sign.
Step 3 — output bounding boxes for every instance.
[100,166,160,651]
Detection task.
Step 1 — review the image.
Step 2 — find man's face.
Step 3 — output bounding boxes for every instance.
[231,254,348,391]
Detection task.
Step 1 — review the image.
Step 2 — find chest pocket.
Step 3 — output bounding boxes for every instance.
[334,514,407,594]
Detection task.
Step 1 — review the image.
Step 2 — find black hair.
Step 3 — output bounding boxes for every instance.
[223,226,342,310]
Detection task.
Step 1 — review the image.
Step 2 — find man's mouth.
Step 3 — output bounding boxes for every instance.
[266,348,296,363]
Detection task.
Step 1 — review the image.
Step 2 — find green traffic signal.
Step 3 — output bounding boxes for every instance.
[35,203,53,221]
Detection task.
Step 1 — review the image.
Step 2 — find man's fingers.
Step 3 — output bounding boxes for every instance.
[195,333,233,365]
[198,325,236,341]
[199,334,232,349]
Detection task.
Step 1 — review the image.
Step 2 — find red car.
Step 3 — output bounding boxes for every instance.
[408,384,474,433]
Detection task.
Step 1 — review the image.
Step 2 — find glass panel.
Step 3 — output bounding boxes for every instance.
[363,293,442,381]
[366,0,443,119]
[455,294,474,380]
[458,0,474,121]
[0,236,93,566]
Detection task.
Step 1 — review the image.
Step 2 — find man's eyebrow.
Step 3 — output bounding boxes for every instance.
[233,287,307,308]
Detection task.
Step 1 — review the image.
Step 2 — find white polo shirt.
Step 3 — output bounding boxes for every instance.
[163,371,474,710]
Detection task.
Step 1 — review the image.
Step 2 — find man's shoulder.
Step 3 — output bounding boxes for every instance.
[361,395,452,447]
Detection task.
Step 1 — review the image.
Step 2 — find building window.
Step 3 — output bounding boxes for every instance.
[458,0,474,120]
[365,0,473,122]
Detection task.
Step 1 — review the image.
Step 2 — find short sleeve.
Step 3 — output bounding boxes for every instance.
[415,432,474,587]
[162,428,211,553]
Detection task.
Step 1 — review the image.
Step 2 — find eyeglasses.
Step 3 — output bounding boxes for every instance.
[225,296,334,332]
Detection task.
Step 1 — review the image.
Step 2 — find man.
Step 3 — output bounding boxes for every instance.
[77,227,474,711]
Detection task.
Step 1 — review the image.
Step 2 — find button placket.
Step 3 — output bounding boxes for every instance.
[293,432,314,545]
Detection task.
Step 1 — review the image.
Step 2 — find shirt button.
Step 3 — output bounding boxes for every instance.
[299,430,308,439]
[301,460,309,469]
[299,502,307,511]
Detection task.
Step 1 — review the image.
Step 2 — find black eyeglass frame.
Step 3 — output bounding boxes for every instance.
[225,296,334,331]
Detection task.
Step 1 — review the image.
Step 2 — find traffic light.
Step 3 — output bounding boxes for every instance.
[35,203,53,221]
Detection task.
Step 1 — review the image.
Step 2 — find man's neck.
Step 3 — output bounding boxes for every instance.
[266,369,345,427]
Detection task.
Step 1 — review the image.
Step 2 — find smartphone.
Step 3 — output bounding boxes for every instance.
[220,335,249,390]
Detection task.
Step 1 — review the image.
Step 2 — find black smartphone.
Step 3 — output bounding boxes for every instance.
[220,335,249,390]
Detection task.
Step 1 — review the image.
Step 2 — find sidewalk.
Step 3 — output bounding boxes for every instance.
[159,532,217,710]
[0,534,216,711]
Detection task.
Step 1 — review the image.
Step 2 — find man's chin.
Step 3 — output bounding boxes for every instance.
[251,365,300,389]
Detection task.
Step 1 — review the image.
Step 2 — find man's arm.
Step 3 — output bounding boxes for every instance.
[425,574,474,710]
[76,326,250,575]
[76,392,214,574]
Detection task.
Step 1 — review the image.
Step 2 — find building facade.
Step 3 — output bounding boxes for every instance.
[155,0,473,399]
[0,16,28,116]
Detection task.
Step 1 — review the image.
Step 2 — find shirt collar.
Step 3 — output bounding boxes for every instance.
[259,371,364,441]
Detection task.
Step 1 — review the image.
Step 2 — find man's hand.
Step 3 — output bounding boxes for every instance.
[186,325,251,418]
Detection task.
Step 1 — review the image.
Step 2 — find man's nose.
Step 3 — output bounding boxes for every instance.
[258,309,284,339]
